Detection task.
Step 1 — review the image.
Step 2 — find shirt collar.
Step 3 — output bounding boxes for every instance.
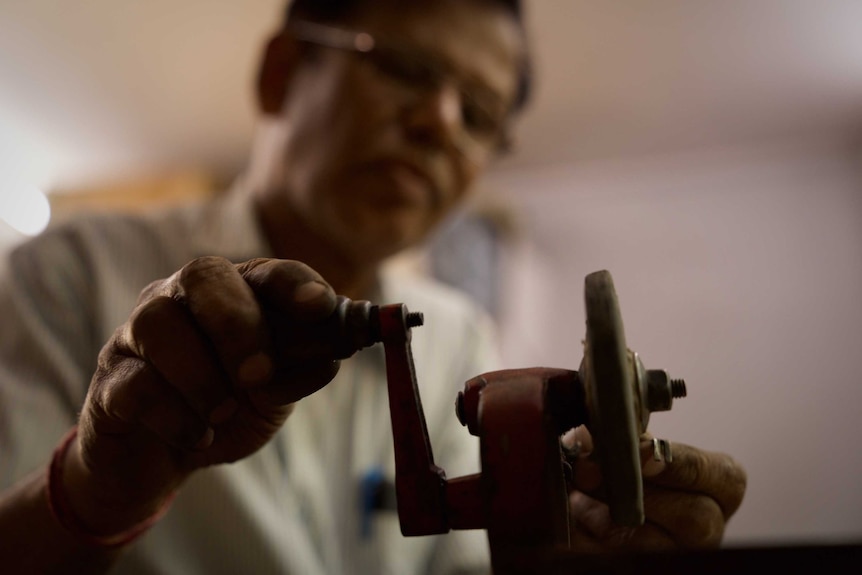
[189,176,274,262]
[188,177,410,304]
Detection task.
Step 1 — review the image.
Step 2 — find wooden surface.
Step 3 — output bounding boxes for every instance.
[49,170,217,220]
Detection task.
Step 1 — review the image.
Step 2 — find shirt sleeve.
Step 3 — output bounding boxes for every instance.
[0,229,98,489]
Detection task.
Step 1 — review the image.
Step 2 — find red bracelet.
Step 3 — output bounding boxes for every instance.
[45,426,177,548]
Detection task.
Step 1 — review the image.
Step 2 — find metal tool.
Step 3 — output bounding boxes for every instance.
[325,270,685,573]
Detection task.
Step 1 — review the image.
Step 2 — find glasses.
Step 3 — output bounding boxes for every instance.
[289,20,513,160]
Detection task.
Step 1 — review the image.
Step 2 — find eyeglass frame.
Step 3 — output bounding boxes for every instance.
[287,20,516,159]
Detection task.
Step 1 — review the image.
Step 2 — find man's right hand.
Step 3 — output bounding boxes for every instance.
[64,257,342,536]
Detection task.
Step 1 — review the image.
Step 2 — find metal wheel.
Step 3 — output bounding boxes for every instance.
[581,270,644,526]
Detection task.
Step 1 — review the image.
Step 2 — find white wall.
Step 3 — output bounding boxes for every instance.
[489,138,862,545]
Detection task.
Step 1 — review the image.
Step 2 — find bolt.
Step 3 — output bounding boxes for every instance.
[645,370,686,413]
[406,311,424,328]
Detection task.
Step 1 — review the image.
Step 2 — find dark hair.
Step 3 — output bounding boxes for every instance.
[284,0,532,113]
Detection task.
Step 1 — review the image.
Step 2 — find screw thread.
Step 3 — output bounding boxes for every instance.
[406,311,424,328]
[670,379,687,398]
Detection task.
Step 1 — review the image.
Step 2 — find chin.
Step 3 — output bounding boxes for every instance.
[346,226,426,268]
[337,207,431,261]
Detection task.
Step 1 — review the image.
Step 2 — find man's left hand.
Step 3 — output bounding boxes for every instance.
[564,427,747,552]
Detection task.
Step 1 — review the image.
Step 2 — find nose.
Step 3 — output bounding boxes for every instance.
[401,81,463,153]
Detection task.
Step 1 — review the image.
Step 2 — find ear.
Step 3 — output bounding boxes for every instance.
[256,32,301,116]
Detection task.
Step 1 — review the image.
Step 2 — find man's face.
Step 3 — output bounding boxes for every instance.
[268,0,522,265]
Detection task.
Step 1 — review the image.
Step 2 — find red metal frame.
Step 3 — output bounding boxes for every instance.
[376,304,591,573]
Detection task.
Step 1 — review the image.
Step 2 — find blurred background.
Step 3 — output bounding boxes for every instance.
[1,0,860,546]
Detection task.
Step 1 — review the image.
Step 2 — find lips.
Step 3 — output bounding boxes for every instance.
[365,159,441,209]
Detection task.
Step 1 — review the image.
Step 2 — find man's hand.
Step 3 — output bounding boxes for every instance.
[564,426,747,552]
[65,257,342,535]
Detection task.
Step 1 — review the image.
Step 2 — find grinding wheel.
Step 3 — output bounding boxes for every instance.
[580,270,644,527]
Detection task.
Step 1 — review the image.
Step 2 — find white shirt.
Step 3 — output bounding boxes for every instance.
[0,185,497,574]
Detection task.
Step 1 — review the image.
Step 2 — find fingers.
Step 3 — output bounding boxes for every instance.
[239,258,340,367]
[247,359,341,411]
[172,256,274,389]
[563,425,601,492]
[136,256,339,392]
[565,427,745,523]
[569,490,611,538]
[122,295,232,424]
[569,483,725,550]
[641,484,725,548]
[562,424,594,452]
[648,442,747,520]
[239,258,337,323]
[569,490,677,552]
[76,256,347,511]
[87,350,212,452]
[88,257,345,458]
[564,428,745,552]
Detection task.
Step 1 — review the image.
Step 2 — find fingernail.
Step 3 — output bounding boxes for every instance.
[194,427,215,450]
[294,281,327,303]
[561,429,578,448]
[238,352,273,386]
[209,398,239,424]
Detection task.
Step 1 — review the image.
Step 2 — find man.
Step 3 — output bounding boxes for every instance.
[0,0,745,573]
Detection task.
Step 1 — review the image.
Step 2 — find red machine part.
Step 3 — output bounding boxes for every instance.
[376,304,449,536]
[376,305,589,571]
[372,270,678,573]
[460,369,582,571]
